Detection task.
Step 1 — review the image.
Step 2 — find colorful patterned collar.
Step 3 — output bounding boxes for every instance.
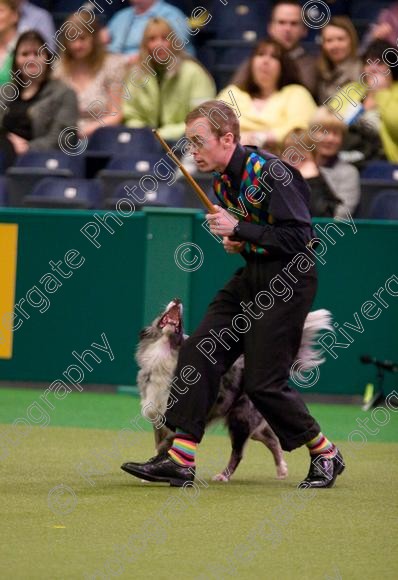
[213,143,248,193]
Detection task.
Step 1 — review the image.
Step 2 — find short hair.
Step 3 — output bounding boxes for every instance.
[271,0,301,18]
[0,0,18,10]
[311,106,347,133]
[363,40,398,81]
[11,30,52,83]
[233,38,300,96]
[185,100,240,142]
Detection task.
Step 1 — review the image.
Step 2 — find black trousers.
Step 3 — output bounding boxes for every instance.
[165,254,321,451]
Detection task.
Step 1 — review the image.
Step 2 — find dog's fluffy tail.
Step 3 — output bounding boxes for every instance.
[294,309,333,373]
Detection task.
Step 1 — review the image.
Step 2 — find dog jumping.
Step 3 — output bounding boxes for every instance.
[136,299,332,482]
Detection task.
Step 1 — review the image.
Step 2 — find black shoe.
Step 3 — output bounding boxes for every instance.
[298,449,345,489]
[121,453,195,487]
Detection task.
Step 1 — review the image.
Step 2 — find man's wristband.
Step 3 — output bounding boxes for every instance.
[230,221,242,241]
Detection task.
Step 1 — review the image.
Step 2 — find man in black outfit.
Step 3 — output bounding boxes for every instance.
[122,100,345,488]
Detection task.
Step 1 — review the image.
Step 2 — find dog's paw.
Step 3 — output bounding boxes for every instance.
[276,462,288,479]
[212,472,230,482]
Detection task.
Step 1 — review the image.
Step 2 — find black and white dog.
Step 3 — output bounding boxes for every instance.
[136,299,332,482]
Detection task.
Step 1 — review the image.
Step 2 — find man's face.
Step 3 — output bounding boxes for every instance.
[185,117,233,173]
[268,4,306,50]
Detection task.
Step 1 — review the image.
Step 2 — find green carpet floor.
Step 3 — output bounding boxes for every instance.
[1,387,397,579]
[1,387,398,441]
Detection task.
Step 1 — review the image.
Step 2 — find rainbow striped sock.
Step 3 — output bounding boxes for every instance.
[306,432,336,458]
[168,429,197,466]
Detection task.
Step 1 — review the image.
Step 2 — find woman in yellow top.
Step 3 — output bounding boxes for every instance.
[325,40,398,164]
[217,38,317,149]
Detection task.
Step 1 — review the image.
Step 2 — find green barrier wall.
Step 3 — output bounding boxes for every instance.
[0,207,397,396]
[0,208,146,386]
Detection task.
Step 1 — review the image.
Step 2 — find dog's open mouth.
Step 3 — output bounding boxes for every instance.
[158,301,182,333]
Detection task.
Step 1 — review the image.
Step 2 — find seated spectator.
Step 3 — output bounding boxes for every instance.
[53,14,128,138]
[123,18,216,141]
[0,31,78,168]
[105,0,192,62]
[267,0,318,96]
[326,40,389,166]
[366,43,398,163]
[15,1,55,50]
[282,128,342,218]
[218,38,317,149]
[311,107,360,218]
[0,0,19,85]
[316,16,361,104]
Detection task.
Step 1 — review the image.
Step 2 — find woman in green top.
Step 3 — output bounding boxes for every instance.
[123,17,216,142]
[0,0,19,85]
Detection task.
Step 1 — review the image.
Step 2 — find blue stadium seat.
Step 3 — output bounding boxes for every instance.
[86,126,164,177]
[23,178,103,209]
[98,153,167,198]
[87,126,163,156]
[368,190,398,220]
[6,150,85,206]
[105,180,196,210]
[203,39,255,89]
[31,1,51,8]
[350,1,391,20]
[355,179,398,217]
[208,1,270,41]
[101,153,161,172]
[167,0,195,15]
[184,173,215,201]
[360,161,398,181]
[51,0,83,9]
[0,176,8,206]
[13,150,85,175]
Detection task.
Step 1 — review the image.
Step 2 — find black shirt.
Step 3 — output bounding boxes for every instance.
[2,81,47,141]
[216,143,315,256]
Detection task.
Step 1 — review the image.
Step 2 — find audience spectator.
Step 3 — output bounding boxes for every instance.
[282,128,342,218]
[15,1,55,49]
[267,0,318,96]
[123,17,215,141]
[0,31,78,168]
[316,16,361,104]
[365,42,398,163]
[362,1,398,48]
[0,0,18,85]
[53,14,128,138]
[105,0,192,62]
[217,38,317,149]
[327,40,388,166]
[311,107,360,218]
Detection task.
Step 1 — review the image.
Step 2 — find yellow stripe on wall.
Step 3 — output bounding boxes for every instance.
[0,224,19,359]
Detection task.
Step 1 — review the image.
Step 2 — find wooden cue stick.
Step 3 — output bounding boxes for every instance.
[152,129,217,214]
